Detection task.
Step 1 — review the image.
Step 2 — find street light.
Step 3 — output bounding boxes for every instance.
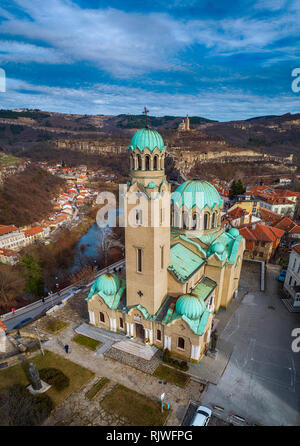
[158,380,167,412]
[34,326,44,356]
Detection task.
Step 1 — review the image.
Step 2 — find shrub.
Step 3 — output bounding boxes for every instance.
[180,361,188,371]
[39,368,70,391]
[0,384,53,426]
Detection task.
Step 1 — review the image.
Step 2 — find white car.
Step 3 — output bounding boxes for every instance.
[190,406,212,426]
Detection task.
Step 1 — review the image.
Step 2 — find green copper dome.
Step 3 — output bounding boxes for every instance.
[228,228,239,237]
[129,128,166,153]
[175,294,206,320]
[172,180,223,211]
[146,181,157,189]
[211,242,225,255]
[93,273,120,296]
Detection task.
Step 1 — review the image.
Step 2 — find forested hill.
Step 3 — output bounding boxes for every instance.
[0,165,65,226]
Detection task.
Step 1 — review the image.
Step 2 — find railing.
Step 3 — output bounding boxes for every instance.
[0,258,125,321]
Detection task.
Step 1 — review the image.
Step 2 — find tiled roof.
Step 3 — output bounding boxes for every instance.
[0,225,18,236]
[228,206,248,218]
[0,320,8,331]
[239,223,284,242]
[24,226,44,237]
[293,244,300,255]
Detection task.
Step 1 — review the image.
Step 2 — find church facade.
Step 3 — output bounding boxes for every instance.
[86,127,245,362]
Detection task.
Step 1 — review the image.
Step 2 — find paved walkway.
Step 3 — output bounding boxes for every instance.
[43,322,203,425]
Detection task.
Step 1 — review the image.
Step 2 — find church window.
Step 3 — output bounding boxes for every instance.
[192,212,200,229]
[204,213,209,230]
[178,337,185,349]
[119,317,124,328]
[153,155,158,170]
[137,248,143,273]
[212,212,216,228]
[136,209,143,225]
[100,312,105,323]
[161,246,164,269]
[183,211,189,229]
[145,155,150,170]
[157,329,161,341]
[137,154,142,170]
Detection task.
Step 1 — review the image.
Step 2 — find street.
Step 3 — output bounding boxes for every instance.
[1,258,125,331]
[200,264,300,426]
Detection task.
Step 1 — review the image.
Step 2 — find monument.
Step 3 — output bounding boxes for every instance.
[27,362,51,394]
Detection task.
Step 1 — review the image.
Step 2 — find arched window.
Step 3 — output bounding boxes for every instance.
[212,212,216,228]
[192,212,200,230]
[157,329,161,341]
[178,337,185,349]
[160,155,164,170]
[119,317,124,328]
[204,213,209,230]
[100,312,105,323]
[130,154,134,170]
[145,155,150,170]
[183,211,189,229]
[153,155,158,170]
[137,154,142,170]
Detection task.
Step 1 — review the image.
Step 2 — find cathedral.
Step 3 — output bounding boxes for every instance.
[86,126,245,362]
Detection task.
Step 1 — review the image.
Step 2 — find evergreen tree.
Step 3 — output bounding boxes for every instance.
[20,255,44,297]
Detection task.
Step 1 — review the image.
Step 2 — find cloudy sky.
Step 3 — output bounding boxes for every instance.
[0,0,299,120]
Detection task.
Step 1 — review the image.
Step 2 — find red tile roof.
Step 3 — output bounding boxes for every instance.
[0,225,18,236]
[228,206,249,218]
[0,320,7,331]
[293,244,300,255]
[239,223,284,243]
[24,226,44,237]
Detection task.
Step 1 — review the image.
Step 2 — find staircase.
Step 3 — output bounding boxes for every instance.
[112,339,158,360]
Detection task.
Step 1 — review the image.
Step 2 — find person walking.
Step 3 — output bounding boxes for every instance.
[64,344,69,354]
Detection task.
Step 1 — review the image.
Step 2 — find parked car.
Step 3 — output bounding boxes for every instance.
[278,269,287,282]
[190,406,212,426]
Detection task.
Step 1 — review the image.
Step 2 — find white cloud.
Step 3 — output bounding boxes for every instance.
[0,0,299,78]
[2,77,299,121]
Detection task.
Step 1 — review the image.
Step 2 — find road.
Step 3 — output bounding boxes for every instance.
[1,258,125,331]
[200,264,300,426]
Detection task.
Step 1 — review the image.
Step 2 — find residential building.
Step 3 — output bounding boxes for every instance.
[239,222,284,262]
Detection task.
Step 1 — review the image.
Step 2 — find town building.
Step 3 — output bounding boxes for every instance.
[239,222,284,262]
[86,127,245,363]
[283,244,300,307]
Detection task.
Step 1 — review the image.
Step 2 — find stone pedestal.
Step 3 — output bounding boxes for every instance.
[206,348,219,360]
[27,380,51,395]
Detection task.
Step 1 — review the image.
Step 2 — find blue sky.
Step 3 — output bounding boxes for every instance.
[0,0,299,120]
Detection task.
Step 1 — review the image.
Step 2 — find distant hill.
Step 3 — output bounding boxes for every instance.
[0,109,300,163]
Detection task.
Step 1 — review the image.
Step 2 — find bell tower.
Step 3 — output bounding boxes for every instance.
[125,111,170,315]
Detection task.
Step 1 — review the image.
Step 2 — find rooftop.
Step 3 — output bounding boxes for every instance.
[168,242,204,283]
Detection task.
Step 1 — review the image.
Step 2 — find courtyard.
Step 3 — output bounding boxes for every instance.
[200,262,300,426]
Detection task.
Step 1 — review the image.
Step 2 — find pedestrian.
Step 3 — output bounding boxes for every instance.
[64,344,69,354]
[41,297,45,303]
[11,308,15,313]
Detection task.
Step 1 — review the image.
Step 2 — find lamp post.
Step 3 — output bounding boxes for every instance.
[159,380,167,412]
[34,326,44,356]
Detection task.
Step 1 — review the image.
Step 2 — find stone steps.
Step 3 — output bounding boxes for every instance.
[112,339,157,360]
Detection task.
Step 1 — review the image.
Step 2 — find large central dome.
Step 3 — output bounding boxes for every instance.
[172,180,223,211]
[129,128,166,153]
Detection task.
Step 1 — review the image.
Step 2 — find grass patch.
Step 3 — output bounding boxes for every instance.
[45,318,69,334]
[101,384,170,426]
[86,377,110,400]
[0,350,94,407]
[72,334,102,351]
[153,364,189,388]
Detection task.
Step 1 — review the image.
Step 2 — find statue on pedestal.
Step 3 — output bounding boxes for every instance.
[28,362,42,391]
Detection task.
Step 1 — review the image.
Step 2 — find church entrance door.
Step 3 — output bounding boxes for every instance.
[135,323,145,340]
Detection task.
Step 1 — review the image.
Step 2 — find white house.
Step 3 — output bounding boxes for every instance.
[284,243,300,307]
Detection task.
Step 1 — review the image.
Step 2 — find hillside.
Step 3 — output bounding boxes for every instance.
[0,165,66,226]
[0,109,300,175]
